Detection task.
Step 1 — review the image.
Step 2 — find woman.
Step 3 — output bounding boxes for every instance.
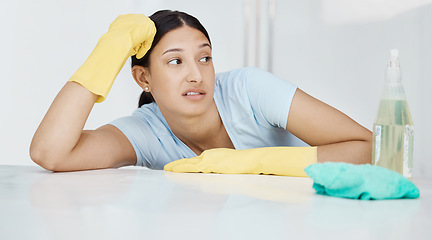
[30,10,372,172]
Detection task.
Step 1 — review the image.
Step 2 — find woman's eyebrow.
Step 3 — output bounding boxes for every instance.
[162,43,212,56]
[200,43,212,50]
[162,48,183,56]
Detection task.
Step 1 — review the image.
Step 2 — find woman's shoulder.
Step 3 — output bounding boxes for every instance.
[215,67,289,93]
[111,103,171,136]
[215,67,267,90]
[214,68,269,109]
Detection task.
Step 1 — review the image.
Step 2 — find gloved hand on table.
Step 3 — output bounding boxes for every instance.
[164,147,317,177]
[69,14,156,102]
[304,162,420,200]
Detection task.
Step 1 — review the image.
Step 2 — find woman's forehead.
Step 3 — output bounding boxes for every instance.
[155,26,211,53]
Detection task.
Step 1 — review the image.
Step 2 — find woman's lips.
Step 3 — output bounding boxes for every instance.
[183,89,206,100]
[185,92,202,96]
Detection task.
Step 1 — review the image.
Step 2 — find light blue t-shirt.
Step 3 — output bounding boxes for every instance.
[110,67,307,170]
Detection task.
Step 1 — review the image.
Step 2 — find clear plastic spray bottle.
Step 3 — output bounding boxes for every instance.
[372,49,414,178]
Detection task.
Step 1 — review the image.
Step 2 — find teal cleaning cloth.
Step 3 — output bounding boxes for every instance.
[304,163,420,200]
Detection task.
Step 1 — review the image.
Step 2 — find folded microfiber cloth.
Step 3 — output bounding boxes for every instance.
[304,162,420,200]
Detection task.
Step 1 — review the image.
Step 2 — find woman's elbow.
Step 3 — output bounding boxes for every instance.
[355,130,373,164]
[29,143,65,171]
[359,140,373,164]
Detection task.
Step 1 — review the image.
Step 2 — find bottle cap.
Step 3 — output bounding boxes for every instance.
[390,49,399,58]
[388,49,400,69]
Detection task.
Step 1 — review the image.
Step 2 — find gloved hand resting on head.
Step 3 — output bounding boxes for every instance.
[69,14,156,102]
[304,162,420,200]
[164,147,317,177]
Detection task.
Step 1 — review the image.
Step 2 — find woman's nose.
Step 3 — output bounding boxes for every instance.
[186,63,203,83]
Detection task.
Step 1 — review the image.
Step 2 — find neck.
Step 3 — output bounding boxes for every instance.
[161,101,232,155]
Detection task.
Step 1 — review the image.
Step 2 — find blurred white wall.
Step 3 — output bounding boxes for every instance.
[0,0,430,178]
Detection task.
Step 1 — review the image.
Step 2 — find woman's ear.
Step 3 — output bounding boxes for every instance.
[132,66,151,91]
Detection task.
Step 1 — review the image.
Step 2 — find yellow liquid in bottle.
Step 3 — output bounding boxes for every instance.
[372,99,414,178]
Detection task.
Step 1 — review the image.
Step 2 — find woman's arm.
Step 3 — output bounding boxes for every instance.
[30,14,155,171]
[287,89,372,164]
[30,82,136,171]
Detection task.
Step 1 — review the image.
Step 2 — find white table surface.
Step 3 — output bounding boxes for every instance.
[0,165,431,240]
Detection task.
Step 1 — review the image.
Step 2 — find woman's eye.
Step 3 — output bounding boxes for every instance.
[199,56,212,63]
[168,59,181,65]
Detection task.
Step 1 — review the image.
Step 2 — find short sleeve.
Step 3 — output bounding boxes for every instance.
[245,68,298,129]
[108,103,196,170]
[109,115,162,168]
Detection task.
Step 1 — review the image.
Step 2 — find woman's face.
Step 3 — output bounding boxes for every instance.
[145,26,215,118]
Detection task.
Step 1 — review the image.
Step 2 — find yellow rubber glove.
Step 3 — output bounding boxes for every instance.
[164,147,317,177]
[69,14,156,102]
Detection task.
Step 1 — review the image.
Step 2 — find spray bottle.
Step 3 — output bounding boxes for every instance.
[372,49,414,178]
